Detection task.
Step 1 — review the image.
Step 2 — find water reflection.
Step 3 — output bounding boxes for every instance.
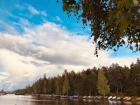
[0,94,139,105]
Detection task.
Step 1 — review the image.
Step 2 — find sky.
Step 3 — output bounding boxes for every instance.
[0,0,139,91]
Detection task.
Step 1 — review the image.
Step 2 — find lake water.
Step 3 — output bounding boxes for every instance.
[0,94,139,105]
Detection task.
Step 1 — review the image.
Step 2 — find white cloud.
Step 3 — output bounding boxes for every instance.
[0,21,17,34]
[0,21,139,90]
[28,5,39,15]
[28,5,47,17]
[19,18,30,27]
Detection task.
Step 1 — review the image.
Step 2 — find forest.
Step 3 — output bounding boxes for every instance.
[16,59,140,96]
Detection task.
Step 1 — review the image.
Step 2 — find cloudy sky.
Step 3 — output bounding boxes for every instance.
[0,0,139,91]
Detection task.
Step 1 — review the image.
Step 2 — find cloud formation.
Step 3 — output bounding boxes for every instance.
[0,21,139,90]
[28,5,47,17]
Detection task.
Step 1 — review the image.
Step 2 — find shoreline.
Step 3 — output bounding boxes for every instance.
[18,94,140,102]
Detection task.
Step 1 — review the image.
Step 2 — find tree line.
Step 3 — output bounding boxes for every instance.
[16,59,140,96]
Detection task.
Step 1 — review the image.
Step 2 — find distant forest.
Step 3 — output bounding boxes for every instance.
[16,59,140,96]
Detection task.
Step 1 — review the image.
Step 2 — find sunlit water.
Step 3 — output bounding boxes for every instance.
[0,94,139,105]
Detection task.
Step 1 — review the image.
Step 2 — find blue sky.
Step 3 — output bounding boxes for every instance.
[0,0,139,57]
[0,0,90,35]
[0,0,139,90]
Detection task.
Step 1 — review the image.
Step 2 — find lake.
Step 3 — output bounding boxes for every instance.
[0,94,139,105]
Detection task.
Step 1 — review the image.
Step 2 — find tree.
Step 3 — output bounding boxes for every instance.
[43,74,47,94]
[129,59,140,95]
[16,59,140,96]
[60,0,140,55]
[62,70,70,95]
[56,76,63,95]
[107,64,125,94]
[97,68,110,96]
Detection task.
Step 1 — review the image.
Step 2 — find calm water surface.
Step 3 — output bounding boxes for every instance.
[0,94,139,105]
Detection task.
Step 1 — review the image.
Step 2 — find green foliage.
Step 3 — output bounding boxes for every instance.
[62,73,70,95]
[97,69,110,96]
[56,77,63,95]
[16,59,140,96]
[60,0,140,55]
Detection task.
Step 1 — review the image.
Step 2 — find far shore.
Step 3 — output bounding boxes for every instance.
[14,93,140,102]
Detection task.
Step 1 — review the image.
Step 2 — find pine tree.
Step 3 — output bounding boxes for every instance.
[62,74,70,95]
[56,77,63,95]
[43,74,47,94]
[97,69,110,96]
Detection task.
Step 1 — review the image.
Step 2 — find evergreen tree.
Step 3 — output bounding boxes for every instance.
[62,71,70,95]
[56,77,63,95]
[97,69,110,96]
[43,74,47,94]
[16,59,140,96]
